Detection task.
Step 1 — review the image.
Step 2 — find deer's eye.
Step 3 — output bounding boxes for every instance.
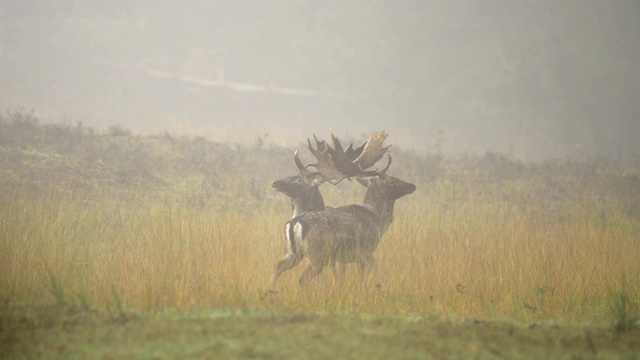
[294,178,302,183]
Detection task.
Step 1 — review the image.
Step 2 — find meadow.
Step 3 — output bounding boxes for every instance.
[1,114,639,358]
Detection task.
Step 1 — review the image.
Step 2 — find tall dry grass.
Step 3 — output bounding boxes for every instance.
[1,181,638,323]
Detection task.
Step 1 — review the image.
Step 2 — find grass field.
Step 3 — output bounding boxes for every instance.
[4,305,640,359]
[1,115,639,358]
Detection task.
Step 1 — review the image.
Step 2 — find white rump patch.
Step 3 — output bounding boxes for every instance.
[293,222,306,253]
[293,222,305,242]
[285,223,293,254]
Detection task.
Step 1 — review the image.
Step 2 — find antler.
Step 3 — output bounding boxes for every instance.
[307,130,392,184]
[293,150,310,173]
[351,131,390,170]
[307,135,345,183]
[343,141,366,163]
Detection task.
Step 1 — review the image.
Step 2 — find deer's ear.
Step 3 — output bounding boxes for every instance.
[310,173,326,187]
[356,177,370,187]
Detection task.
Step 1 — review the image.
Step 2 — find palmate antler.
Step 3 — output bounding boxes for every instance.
[307,130,392,184]
[293,136,368,180]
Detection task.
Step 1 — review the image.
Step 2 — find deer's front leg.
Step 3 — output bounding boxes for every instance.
[330,259,348,283]
[357,253,375,278]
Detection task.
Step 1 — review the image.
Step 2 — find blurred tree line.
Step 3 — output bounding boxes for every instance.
[1,1,638,159]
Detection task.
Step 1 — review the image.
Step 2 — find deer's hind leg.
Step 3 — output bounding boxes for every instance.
[269,251,303,292]
[298,247,330,287]
[298,261,326,287]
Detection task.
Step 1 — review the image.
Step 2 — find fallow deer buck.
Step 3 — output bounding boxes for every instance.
[269,131,415,292]
[271,133,390,276]
[271,150,327,219]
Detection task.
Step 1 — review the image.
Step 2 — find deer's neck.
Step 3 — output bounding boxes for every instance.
[291,189,325,218]
[363,191,395,234]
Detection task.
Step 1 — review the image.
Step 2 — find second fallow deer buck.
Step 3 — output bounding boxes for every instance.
[269,132,415,292]
[271,133,390,278]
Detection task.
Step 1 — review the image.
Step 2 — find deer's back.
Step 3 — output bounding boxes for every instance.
[289,205,381,259]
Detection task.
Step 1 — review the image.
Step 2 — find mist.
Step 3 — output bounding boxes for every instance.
[1,1,639,160]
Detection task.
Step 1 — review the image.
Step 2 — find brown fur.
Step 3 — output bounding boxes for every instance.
[269,173,415,291]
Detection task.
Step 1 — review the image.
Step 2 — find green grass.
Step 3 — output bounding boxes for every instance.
[2,304,639,359]
[1,115,639,358]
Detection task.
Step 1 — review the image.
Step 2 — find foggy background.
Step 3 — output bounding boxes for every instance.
[1,1,639,160]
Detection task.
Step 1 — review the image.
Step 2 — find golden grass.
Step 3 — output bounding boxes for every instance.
[1,183,638,323]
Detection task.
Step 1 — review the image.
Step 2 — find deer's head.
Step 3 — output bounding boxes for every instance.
[356,156,416,201]
[272,150,326,199]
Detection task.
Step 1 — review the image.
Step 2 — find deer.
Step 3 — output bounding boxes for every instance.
[271,150,327,219]
[269,131,415,292]
[270,133,388,277]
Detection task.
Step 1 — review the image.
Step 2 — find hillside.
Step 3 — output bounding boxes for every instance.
[1,110,639,217]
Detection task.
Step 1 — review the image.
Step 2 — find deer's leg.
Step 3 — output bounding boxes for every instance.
[329,247,340,280]
[330,260,348,283]
[269,251,303,292]
[299,248,328,287]
[298,261,325,287]
[357,253,375,278]
[329,242,350,282]
[330,260,339,280]
[329,260,340,283]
